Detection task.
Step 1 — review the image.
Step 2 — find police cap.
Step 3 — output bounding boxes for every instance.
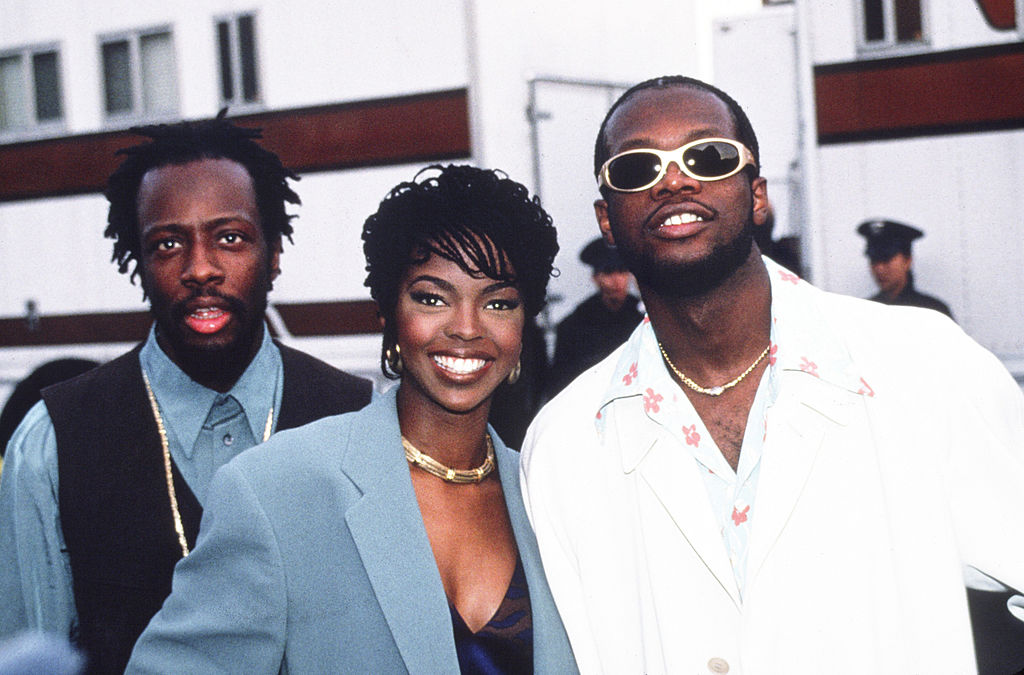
[856,219,923,263]
[580,237,628,273]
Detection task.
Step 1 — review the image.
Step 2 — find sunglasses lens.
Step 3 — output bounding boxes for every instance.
[683,141,742,179]
[606,152,662,191]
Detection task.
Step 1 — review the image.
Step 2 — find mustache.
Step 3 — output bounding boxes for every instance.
[170,288,248,322]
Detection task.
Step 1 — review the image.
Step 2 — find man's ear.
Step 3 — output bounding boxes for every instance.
[751,177,769,227]
[594,199,616,247]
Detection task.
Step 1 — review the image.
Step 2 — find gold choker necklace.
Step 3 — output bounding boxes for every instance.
[142,371,273,558]
[402,435,495,484]
[658,343,770,397]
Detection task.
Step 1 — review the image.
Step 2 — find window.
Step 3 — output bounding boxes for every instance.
[0,45,63,134]
[100,28,178,120]
[216,13,261,106]
[860,0,926,49]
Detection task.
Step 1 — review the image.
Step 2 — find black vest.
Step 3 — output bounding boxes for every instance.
[43,343,372,674]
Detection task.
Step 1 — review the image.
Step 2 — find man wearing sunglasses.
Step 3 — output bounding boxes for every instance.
[521,75,1024,674]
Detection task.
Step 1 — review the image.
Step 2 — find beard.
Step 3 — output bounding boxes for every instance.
[613,215,755,299]
[145,278,271,378]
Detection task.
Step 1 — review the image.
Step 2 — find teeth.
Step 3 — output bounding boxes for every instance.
[433,355,487,374]
[191,307,224,318]
[662,213,704,227]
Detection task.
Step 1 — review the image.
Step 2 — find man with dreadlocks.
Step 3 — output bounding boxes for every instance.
[0,113,372,673]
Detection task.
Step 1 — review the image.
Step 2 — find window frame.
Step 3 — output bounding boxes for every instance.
[855,0,931,55]
[214,11,263,110]
[98,25,179,126]
[0,42,66,139]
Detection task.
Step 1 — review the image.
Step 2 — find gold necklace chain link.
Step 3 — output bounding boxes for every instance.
[142,370,273,558]
[658,343,771,397]
[402,435,495,484]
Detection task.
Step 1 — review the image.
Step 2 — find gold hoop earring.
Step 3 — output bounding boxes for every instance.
[385,344,403,374]
[507,358,521,384]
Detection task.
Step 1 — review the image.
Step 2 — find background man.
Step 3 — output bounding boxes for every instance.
[857,218,953,318]
[0,114,373,673]
[547,237,642,397]
[521,75,1024,674]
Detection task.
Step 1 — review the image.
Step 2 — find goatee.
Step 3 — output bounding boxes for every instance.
[615,218,755,299]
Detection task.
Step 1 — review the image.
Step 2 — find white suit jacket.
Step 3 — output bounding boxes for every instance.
[521,260,1024,675]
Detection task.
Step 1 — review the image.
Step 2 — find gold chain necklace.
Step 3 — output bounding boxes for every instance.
[402,435,495,484]
[142,371,273,558]
[658,343,770,397]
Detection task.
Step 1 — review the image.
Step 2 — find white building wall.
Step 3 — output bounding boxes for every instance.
[806,0,1021,65]
[797,0,1024,370]
[468,0,762,326]
[0,0,768,397]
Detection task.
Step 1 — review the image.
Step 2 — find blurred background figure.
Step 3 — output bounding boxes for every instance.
[547,237,642,398]
[754,202,803,277]
[488,316,548,450]
[0,359,98,460]
[857,219,953,319]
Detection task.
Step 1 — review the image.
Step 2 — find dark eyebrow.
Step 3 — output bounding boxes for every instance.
[482,280,518,295]
[406,275,519,296]
[143,214,256,235]
[407,274,455,292]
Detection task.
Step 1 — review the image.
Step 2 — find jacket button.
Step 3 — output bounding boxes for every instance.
[707,657,730,673]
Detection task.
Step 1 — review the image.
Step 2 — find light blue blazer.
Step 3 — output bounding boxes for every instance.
[127,387,577,674]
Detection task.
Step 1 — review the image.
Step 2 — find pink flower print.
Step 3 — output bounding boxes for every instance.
[768,342,778,366]
[857,377,875,397]
[682,424,701,447]
[642,315,651,324]
[622,362,639,385]
[799,357,820,377]
[643,388,663,413]
[779,270,800,285]
[732,505,750,526]
[595,411,602,420]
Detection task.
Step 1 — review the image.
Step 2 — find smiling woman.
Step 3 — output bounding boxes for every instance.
[360,165,563,670]
[125,165,577,674]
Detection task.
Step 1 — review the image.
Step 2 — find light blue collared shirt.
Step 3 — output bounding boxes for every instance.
[0,326,283,640]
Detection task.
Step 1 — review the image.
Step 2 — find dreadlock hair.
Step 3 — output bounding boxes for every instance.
[362,164,559,379]
[593,75,761,198]
[104,109,300,283]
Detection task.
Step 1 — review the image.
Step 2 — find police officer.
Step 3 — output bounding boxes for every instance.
[857,219,953,318]
[547,238,643,397]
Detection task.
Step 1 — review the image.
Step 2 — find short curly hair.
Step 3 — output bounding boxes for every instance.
[104,110,300,284]
[362,164,559,378]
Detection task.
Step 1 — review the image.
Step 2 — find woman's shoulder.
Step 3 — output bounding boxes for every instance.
[233,396,392,477]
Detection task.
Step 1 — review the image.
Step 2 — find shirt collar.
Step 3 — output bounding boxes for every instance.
[763,257,865,395]
[139,325,282,458]
[596,257,868,428]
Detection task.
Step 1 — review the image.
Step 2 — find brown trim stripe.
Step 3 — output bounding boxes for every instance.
[0,89,470,203]
[0,300,382,347]
[815,43,1024,144]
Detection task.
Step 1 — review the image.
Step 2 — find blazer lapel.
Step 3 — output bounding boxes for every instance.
[746,372,855,583]
[612,404,742,607]
[638,437,742,607]
[340,391,459,673]
[496,435,577,673]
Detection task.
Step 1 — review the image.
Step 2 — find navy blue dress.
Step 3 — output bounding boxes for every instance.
[449,557,533,674]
